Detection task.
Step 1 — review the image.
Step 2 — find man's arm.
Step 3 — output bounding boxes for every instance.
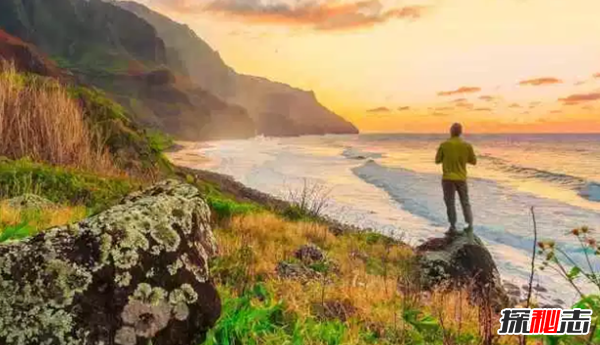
[435,145,443,164]
[468,144,477,165]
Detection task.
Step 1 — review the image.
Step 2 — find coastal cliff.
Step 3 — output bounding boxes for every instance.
[0,0,358,140]
[116,1,359,137]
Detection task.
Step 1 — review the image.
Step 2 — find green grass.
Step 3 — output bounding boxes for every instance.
[204,284,349,345]
[0,222,34,243]
[0,158,136,211]
[207,196,262,222]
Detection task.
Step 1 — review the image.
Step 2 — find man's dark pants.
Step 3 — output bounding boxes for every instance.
[442,179,473,230]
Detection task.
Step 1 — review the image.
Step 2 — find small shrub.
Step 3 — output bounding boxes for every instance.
[285,179,332,220]
[207,195,260,223]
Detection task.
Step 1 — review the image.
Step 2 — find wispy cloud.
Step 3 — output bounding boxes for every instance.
[455,101,474,109]
[367,106,391,113]
[559,92,600,104]
[161,0,428,31]
[594,73,600,79]
[452,98,467,103]
[508,103,521,108]
[437,86,481,96]
[478,95,495,102]
[519,77,563,86]
[398,106,410,111]
[473,107,492,112]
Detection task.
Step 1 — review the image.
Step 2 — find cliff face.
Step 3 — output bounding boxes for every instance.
[117,1,359,137]
[0,0,167,72]
[0,0,256,141]
[0,29,62,77]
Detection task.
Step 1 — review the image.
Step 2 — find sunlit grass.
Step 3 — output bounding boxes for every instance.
[209,211,510,344]
[0,200,87,239]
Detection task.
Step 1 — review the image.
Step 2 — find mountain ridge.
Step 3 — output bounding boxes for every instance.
[117,0,359,137]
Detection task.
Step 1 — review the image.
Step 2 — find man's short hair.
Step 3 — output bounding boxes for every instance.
[450,123,463,137]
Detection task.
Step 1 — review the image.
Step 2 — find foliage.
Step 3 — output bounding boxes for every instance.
[0,221,33,243]
[69,85,173,175]
[146,129,174,152]
[207,195,261,223]
[284,179,332,220]
[204,284,348,345]
[0,62,116,173]
[536,226,600,343]
[208,212,484,345]
[0,158,136,211]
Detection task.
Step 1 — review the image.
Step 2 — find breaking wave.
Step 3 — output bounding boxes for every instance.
[480,155,600,202]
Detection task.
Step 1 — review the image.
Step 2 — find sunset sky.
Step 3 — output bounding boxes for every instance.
[137,0,600,133]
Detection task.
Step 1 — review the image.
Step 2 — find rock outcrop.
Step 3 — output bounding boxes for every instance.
[0,180,221,345]
[0,29,62,78]
[417,233,509,310]
[5,194,55,210]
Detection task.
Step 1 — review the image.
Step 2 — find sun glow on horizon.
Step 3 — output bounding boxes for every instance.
[141,0,600,133]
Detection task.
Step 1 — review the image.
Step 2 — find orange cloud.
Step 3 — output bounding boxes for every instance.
[398,106,410,111]
[559,92,600,104]
[519,77,563,86]
[478,95,495,102]
[508,103,521,108]
[367,106,391,113]
[550,110,562,114]
[437,86,481,96]
[594,73,600,79]
[435,106,453,111]
[455,101,474,109]
[473,107,492,112]
[190,0,427,31]
[452,98,467,103]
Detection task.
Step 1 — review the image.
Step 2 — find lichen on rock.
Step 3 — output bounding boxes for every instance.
[0,179,221,345]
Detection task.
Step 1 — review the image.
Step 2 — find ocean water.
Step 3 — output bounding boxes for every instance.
[169,133,600,305]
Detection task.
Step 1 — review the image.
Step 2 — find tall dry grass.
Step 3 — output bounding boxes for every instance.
[214,213,513,343]
[0,61,116,173]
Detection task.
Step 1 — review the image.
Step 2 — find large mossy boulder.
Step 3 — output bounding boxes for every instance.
[417,233,509,310]
[0,179,220,345]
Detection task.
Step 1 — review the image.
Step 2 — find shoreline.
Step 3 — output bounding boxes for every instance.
[167,138,581,308]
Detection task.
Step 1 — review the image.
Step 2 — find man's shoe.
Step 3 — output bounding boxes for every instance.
[445,227,459,237]
[464,226,474,241]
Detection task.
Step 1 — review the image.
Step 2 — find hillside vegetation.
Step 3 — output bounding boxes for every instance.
[0,62,115,173]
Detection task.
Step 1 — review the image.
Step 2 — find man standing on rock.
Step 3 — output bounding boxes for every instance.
[435,123,477,236]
